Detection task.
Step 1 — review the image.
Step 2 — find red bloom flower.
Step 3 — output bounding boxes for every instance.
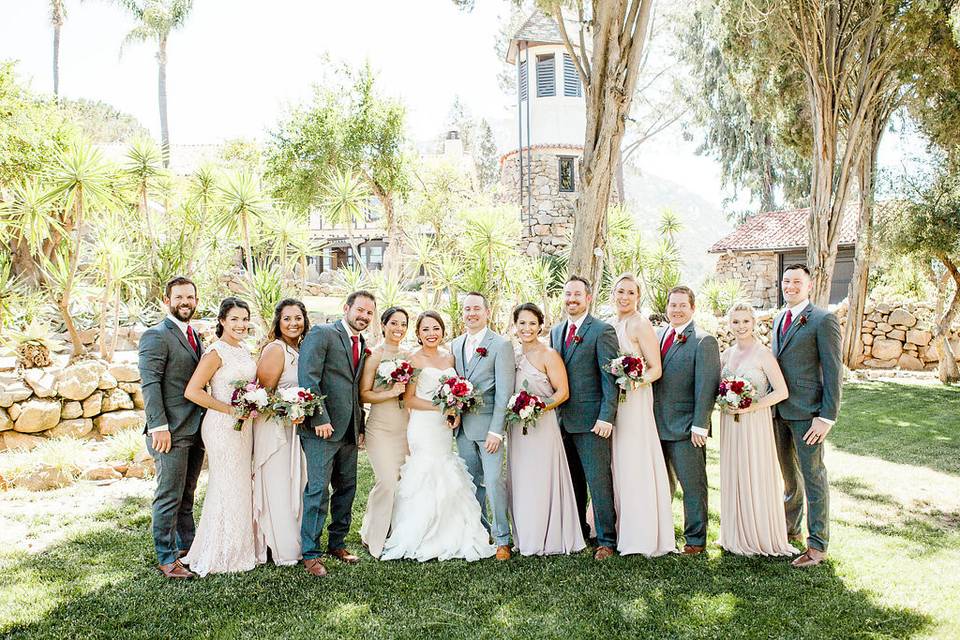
[573,335,583,344]
[476,347,488,357]
[676,333,688,345]
[363,347,372,357]
[798,315,808,326]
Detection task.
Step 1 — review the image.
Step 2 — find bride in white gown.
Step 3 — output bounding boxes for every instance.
[380,311,496,562]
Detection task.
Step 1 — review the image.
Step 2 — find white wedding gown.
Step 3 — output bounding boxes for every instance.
[380,367,496,562]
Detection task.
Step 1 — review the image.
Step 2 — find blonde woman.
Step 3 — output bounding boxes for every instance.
[718,302,795,556]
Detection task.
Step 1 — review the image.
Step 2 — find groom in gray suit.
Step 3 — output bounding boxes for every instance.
[549,276,620,560]
[652,286,721,555]
[452,292,516,560]
[139,276,206,579]
[298,290,376,577]
[773,264,842,568]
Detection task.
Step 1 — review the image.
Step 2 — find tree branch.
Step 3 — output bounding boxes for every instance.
[554,5,590,88]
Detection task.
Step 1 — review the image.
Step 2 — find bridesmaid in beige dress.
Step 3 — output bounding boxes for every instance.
[508,303,585,556]
[719,302,795,557]
[252,299,309,566]
[359,306,411,558]
[609,274,676,557]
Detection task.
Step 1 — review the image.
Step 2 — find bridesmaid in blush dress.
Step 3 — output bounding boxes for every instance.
[252,299,310,566]
[358,307,411,558]
[508,303,585,556]
[718,302,795,557]
[609,274,675,557]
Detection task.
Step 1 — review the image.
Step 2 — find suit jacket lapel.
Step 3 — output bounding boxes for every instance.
[662,322,693,370]
[779,303,812,354]
[335,321,357,375]
[772,311,784,354]
[563,316,591,363]
[164,318,199,362]
[452,335,465,375]
[465,331,493,379]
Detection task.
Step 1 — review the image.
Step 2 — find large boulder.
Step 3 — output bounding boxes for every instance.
[0,382,32,407]
[897,354,925,371]
[15,464,74,491]
[57,361,106,400]
[46,418,94,439]
[119,382,145,409]
[97,371,118,390]
[95,409,144,435]
[13,398,62,433]
[108,363,140,383]
[0,408,11,432]
[3,431,46,450]
[80,465,123,481]
[888,309,918,328]
[24,369,58,398]
[871,338,903,361]
[863,358,898,368]
[101,389,134,412]
[60,401,83,420]
[82,391,103,418]
[906,329,932,347]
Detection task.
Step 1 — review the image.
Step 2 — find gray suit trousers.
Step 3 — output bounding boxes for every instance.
[661,439,708,547]
[145,431,205,566]
[775,417,830,552]
[455,429,510,545]
[299,435,359,558]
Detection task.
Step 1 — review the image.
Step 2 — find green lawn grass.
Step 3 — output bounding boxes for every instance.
[1,381,958,639]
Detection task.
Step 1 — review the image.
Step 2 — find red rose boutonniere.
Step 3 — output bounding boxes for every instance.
[676,333,688,345]
[797,315,808,327]
[573,335,583,345]
[476,347,488,357]
[363,347,372,357]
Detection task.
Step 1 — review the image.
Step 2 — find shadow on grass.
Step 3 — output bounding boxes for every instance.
[832,382,960,476]
[0,501,932,640]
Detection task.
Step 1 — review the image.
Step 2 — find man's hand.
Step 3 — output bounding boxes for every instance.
[315,423,334,439]
[803,417,833,445]
[357,433,366,450]
[151,430,172,454]
[591,421,613,439]
[691,433,707,447]
[484,433,502,454]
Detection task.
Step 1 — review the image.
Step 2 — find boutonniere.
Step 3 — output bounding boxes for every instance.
[363,347,372,357]
[797,315,808,327]
[676,333,688,345]
[475,346,488,358]
[573,335,583,345]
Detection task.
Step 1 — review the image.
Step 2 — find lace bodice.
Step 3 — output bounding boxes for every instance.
[416,367,456,401]
[208,340,257,402]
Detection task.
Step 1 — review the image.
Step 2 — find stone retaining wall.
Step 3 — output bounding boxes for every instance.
[0,357,145,451]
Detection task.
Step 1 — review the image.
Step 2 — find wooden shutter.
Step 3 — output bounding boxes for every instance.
[563,53,582,97]
[536,54,555,97]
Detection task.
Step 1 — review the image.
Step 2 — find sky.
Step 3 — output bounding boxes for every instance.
[0,0,917,211]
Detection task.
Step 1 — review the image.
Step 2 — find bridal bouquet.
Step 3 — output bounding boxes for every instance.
[604,352,647,402]
[270,387,325,426]
[716,376,756,422]
[433,375,482,425]
[506,385,547,435]
[230,380,272,431]
[375,358,416,408]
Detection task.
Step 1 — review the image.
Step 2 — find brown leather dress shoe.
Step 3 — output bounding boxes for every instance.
[495,545,511,561]
[328,548,360,564]
[158,560,194,579]
[594,546,615,561]
[682,544,705,555]
[304,558,328,577]
[791,548,826,568]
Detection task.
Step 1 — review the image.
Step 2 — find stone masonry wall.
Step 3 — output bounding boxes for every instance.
[714,252,780,308]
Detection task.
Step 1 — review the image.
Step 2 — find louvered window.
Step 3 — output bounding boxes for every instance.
[536,54,555,97]
[563,53,582,97]
[519,60,528,101]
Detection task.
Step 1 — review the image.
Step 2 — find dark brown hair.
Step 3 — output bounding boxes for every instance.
[566,275,591,291]
[381,306,409,328]
[783,263,811,277]
[415,310,445,344]
[164,276,196,299]
[463,291,489,309]
[346,290,376,308]
[668,285,696,307]
[215,297,251,337]
[268,298,309,344]
[513,302,544,325]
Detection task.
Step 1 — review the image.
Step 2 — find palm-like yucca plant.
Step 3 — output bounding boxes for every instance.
[0,254,25,333]
[288,234,327,290]
[700,278,745,317]
[91,213,144,359]
[259,207,312,273]
[44,141,117,355]
[321,169,371,274]
[428,252,464,303]
[214,170,269,290]
[122,136,166,266]
[244,260,287,333]
[657,208,683,245]
[333,264,368,296]
[188,164,220,221]
[4,179,64,259]
[368,270,411,311]
[462,206,519,284]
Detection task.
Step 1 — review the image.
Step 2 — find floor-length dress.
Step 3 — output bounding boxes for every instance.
[718,360,795,556]
[508,353,585,556]
[380,367,496,562]
[182,340,258,576]
[252,340,308,566]
[610,320,676,557]
[360,358,410,558]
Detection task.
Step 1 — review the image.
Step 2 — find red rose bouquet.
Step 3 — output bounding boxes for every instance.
[375,358,416,408]
[433,375,482,425]
[716,376,756,422]
[506,385,547,435]
[604,352,647,402]
[271,386,325,426]
[230,380,272,431]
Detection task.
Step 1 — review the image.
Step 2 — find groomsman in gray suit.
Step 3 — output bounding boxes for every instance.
[549,276,620,560]
[452,292,516,560]
[298,290,376,577]
[652,286,721,555]
[139,276,206,579]
[773,264,842,568]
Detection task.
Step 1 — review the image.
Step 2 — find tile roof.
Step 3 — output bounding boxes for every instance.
[512,11,563,44]
[708,207,859,253]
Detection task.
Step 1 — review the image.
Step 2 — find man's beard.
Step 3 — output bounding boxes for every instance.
[346,316,367,334]
[170,304,195,322]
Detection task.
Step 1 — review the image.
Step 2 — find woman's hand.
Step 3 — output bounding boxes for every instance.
[390,382,407,398]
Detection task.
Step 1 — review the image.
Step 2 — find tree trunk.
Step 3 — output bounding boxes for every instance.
[99,274,111,360]
[934,258,960,384]
[53,23,61,99]
[62,193,85,356]
[240,213,256,291]
[109,288,121,361]
[157,38,170,168]
[380,192,402,279]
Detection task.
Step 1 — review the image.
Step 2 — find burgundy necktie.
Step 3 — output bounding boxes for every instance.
[661,327,676,358]
[781,310,793,337]
[186,325,199,355]
[351,335,360,369]
[565,323,578,348]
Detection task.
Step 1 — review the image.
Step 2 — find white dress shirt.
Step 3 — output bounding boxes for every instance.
[663,320,707,438]
[148,315,195,434]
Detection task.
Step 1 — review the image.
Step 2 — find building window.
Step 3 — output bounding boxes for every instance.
[536,54,555,97]
[366,244,384,270]
[519,60,528,102]
[559,156,575,192]
[563,53,582,97]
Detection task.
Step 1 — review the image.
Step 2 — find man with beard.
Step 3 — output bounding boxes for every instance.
[138,276,206,579]
[298,290,376,577]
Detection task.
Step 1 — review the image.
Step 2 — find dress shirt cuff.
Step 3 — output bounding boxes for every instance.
[815,417,836,426]
[691,426,708,437]
[596,420,613,430]
[148,425,169,433]
[487,431,504,442]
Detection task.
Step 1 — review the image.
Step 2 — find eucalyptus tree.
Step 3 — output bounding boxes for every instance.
[117,0,193,166]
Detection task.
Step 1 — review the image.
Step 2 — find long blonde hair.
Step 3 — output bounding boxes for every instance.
[611,272,642,311]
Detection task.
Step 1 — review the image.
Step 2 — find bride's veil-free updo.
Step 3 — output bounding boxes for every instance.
[611,272,642,311]
[215,297,251,337]
[415,310,445,345]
